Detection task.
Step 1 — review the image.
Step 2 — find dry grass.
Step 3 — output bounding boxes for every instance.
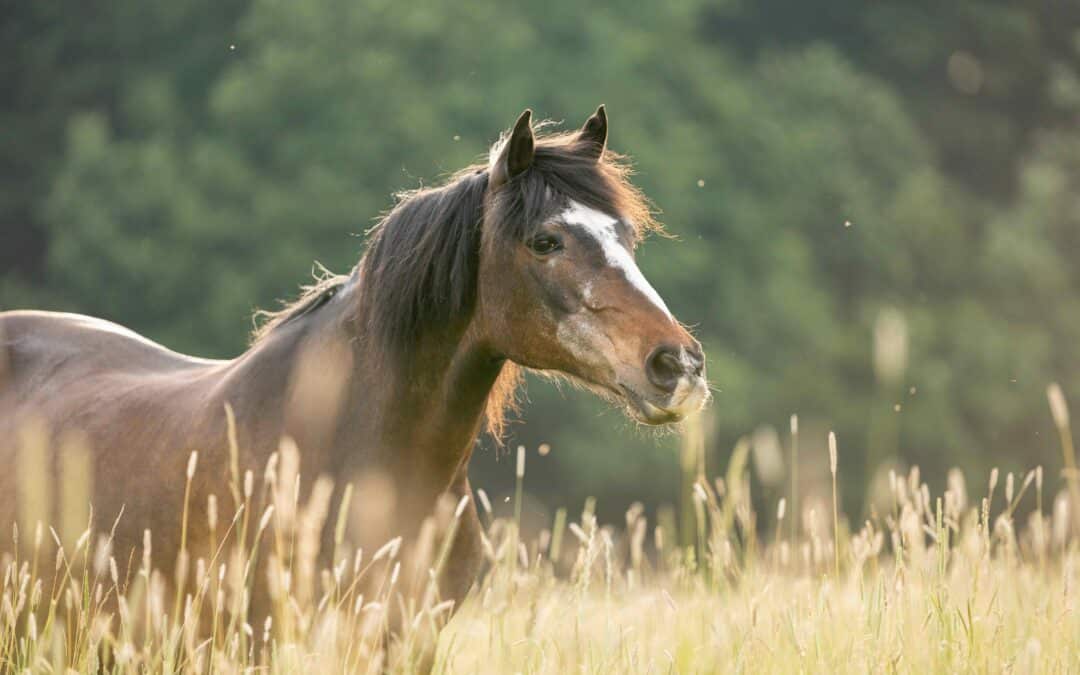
[3,413,1080,674]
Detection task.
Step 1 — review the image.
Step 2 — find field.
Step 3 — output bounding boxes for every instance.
[3,412,1079,674]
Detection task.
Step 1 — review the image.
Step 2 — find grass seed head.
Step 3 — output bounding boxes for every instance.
[1048,383,1070,429]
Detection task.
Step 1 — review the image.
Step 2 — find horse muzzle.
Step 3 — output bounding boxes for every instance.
[620,344,709,424]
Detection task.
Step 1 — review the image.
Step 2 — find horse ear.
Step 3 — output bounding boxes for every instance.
[578,104,607,160]
[489,109,535,190]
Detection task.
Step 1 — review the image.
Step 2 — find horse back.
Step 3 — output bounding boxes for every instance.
[3,309,219,380]
[0,311,232,562]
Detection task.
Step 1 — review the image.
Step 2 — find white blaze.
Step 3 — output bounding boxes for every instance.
[559,201,673,320]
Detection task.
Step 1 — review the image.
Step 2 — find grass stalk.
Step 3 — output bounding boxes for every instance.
[828,431,839,579]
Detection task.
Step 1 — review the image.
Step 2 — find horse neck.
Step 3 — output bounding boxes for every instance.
[357,318,504,491]
[218,292,502,503]
[213,302,353,475]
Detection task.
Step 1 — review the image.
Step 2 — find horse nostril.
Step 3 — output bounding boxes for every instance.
[645,345,687,394]
[687,345,705,377]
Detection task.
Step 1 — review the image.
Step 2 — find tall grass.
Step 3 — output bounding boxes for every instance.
[3,404,1080,673]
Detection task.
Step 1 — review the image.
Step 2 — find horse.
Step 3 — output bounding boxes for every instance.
[0,106,708,630]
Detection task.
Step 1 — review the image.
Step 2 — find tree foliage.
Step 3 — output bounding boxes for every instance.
[3,0,1079,516]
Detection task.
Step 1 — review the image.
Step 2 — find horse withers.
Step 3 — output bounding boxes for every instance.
[0,106,707,638]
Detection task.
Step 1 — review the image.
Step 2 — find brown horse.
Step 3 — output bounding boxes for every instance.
[0,107,707,613]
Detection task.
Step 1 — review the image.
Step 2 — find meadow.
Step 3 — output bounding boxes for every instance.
[3,395,1079,675]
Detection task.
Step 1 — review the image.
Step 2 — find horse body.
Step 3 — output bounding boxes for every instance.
[0,106,708,619]
[1,294,491,602]
[1,312,223,573]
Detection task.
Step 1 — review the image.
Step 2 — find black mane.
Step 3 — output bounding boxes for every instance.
[355,169,489,352]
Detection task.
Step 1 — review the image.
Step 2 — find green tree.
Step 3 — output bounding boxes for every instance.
[38,0,965,519]
[7,0,1079,526]
[0,0,248,308]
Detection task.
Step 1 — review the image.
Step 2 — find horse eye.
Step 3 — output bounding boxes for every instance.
[527,235,562,255]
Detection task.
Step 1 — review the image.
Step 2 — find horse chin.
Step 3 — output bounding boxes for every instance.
[545,370,689,425]
[617,385,686,426]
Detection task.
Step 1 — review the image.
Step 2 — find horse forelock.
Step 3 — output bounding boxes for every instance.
[488,130,660,244]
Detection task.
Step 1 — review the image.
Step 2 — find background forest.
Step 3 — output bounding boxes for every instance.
[4,0,1080,526]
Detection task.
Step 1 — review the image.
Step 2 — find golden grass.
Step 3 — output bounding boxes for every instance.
[3,412,1080,673]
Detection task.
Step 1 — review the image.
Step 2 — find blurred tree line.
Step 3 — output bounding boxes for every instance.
[3,0,1080,524]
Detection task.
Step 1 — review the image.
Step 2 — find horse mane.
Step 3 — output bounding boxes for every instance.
[253,122,660,439]
[250,264,351,342]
